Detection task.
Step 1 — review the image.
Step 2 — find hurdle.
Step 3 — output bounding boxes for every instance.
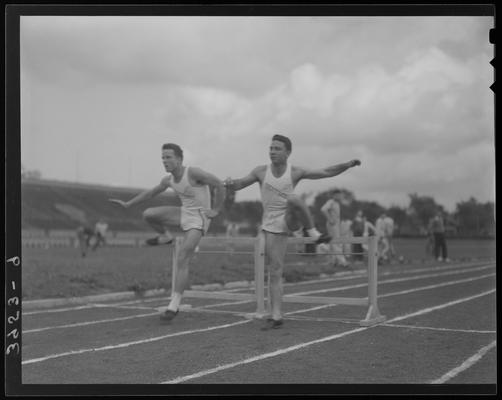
[172,233,386,326]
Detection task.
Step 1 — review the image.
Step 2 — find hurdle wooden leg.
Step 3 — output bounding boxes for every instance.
[360,235,386,326]
[244,232,268,319]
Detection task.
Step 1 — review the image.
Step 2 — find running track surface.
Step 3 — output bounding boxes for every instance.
[20,260,496,391]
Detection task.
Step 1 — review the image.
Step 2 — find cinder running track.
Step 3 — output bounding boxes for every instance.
[21,260,496,392]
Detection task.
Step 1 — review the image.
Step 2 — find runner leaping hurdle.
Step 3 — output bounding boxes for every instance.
[223,134,364,330]
[109,142,226,323]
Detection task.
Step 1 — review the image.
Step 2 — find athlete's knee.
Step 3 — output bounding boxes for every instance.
[142,208,156,221]
[268,257,284,275]
[269,265,283,283]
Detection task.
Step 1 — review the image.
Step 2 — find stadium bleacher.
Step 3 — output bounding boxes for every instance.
[21,178,183,248]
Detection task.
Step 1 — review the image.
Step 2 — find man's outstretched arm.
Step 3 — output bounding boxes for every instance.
[297,159,361,181]
[224,166,263,191]
[109,176,170,208]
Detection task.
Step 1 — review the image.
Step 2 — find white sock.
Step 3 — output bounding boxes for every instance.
[292,228,304,238]
[307,228,321,238]
[167,292,182,311]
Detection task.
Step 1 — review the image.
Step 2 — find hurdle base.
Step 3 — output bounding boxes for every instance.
[359,315,386,326]
[359,304,386,326]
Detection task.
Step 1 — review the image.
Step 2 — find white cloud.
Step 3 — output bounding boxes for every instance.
[19,15,495,212]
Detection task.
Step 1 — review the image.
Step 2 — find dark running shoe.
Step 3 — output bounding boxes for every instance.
[145,236,173,246]
[315,234,332,245]
[160,309,178,323]
[261,318,284,331]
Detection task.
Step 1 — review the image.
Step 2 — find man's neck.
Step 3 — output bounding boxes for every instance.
[171,165,185,181]
[271,160,287,172]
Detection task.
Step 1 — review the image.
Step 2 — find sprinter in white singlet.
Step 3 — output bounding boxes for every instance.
[109,143,225,322]
[224,134,361,330]
[169,165,212,234]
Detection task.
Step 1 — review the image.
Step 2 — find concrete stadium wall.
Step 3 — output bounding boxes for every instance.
[22,229,152,249]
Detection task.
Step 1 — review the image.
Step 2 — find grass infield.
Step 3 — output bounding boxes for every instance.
[21,237,495,300]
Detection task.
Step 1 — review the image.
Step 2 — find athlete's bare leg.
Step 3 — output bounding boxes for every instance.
[143,206,180,244]
[174,229,203,295]
[264,232,288,322]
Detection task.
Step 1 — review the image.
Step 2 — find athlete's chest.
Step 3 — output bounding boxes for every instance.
[259,165,298,188]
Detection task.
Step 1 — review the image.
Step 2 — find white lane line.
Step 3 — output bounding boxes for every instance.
[379,273,495,298]
[430,340,497,383]
[279,272,495,318]
[222,261,493,293]
[91,304,157,311]
[23,312,160,334]
[383,323,496,334]
[24,304,98,315]
[164,327,369,384]
[24,271,494,334]
[386,289,495,324]
[22,320,251,365]
[160,289,495,384]
[196,300,253,309]
[292,265,494,296]
[22,286,495,367]
[22,298,170,316]
[198,269,494,310]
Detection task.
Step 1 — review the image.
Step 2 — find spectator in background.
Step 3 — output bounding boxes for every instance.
[361,214,377,252]
[92,218,109,250]
[226,221,240,238]
[340,218,353,260]
[351,211,365,262]
[76,223,94,257]
[375,213,390,262]
[225,220,240,257]
[321,190,349,269]
[428,211,450,262]
[384,214,395,259]
[425,230,435,259]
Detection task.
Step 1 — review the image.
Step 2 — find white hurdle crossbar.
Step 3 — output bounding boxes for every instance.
[171,234,386,326]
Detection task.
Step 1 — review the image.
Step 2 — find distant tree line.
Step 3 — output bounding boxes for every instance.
[21,164,42,180]
[222,188,495,239]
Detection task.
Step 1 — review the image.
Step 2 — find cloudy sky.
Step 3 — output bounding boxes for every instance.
[20,15,494,211]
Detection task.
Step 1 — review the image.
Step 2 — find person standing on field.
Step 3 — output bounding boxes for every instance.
[428,211,450,263]
[321,190,350,269]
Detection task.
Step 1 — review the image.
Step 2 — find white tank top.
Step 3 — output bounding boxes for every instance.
[169,166,211,211]
[261,163,294,232]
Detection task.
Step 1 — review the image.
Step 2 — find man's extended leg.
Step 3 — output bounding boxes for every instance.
[160,228,203,322]
[143,206,180,245]
[285,195,331,244]
[261,232,288,330]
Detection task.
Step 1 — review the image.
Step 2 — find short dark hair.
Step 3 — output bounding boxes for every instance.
[272,134,292,152]
[162,143,183,159]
